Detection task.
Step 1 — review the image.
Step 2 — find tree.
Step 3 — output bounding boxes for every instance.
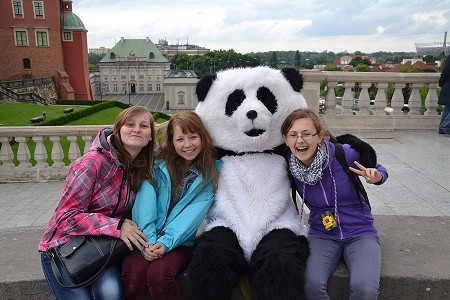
[349,57,371,67]
[269,52,278,68]
[294,51,301,68]
[324,64,341,71]
[354,64,372,72]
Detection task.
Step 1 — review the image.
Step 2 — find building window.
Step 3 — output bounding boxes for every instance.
[13,1,23,17]
[148,84,153,91]
[23,58,31,69]
[36,30,48,46]
[177,92,186,105]
[156,83,161,91]
[63,31,72,41]
[33,1,44,18]
[149,52,155,59]
[14,29,28,46]
[139,82,144,91]
[113,83,118,92]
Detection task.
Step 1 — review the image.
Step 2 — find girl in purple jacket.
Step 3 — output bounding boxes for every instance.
[281,108,388,300]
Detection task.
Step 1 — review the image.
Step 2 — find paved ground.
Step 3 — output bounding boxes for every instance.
[0,130,449,299]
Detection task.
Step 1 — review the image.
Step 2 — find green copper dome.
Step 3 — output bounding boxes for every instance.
[61,12,87,31]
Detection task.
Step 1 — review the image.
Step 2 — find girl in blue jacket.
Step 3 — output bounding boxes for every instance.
[281,108,388,300]
[121,111,222,300]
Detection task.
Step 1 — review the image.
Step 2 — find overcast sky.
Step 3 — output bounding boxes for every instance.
[75,0,450,54]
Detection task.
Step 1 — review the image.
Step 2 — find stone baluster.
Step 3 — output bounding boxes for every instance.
[374,82,388,115]
[425,84,439,116]
[33,136,48,167]
[407,83,422,115]
[0,137,14,169]
[15,136,32,168]
[325,82,337,115]
[49,136,64,168]
[67,136,81,164]
[342,82,355,115]
[358,82,372,115]
[82,135,93,155]
[391,83,405,114]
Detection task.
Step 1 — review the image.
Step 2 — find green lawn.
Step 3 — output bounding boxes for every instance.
[0,103,120,126]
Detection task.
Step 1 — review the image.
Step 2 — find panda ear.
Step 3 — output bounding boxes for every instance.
[196,74,217,102]
[281,68,303,92]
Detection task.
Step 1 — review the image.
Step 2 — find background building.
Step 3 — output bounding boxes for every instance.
[164,70,198,110]
[0,0,92,102]
[97,37,170,97]
[156,38,209,59]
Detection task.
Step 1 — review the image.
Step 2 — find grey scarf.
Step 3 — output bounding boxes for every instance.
[289,142,329,185]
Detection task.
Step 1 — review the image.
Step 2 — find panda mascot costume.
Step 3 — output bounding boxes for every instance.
[186,67,310,300]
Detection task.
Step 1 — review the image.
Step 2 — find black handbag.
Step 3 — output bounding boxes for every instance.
[50,235,131,287]
[48,178,133,288]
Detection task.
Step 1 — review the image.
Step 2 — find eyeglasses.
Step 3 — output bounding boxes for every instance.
[286,132,319,141]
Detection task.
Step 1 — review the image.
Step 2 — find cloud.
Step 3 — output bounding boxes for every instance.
[75,0,450,54]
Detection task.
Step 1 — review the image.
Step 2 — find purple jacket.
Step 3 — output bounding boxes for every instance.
[292,139,388,240]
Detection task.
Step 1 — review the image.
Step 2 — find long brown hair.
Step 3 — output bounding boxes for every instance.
[158,111,219,196]
[281,108,336,141]
[112,106,155,190]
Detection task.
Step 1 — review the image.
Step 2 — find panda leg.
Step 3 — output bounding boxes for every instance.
[185,226,248,300]
[249,229,310,300]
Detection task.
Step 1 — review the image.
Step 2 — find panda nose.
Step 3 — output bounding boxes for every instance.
[247,110,257,120]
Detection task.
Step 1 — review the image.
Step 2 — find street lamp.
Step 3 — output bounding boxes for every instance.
[128,83,131,105]
[92,81,102,100]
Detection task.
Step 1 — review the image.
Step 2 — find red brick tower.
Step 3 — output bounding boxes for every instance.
[61,0,92,100]
[0,0,92,100]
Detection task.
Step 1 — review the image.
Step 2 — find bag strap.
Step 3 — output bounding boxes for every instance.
[48,237,119,288]
[334,143,371,210]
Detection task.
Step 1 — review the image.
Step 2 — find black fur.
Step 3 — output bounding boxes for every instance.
[281,68,303,92]
[196,74,217,102]
[336,134,377,168]
[185,227,248,300]
[249,229,310,300]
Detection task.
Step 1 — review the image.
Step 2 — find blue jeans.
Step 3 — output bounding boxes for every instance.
[41,252,123,300]
[440,105,450,132]
[305,235,381,300]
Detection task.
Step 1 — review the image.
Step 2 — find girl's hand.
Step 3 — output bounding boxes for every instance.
[143,243,165,261]
[349,161,382,184]
[119,219,147,250]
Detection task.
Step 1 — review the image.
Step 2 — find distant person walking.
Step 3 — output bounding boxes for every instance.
[438,54,450,135]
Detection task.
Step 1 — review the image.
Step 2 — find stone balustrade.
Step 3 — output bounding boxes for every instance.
[0,124,167,182]
[0,71,443,182]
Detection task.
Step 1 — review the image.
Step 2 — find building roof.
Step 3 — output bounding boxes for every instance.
[165,70,197,78]
[100,37,169,63]
[61,12,87,31]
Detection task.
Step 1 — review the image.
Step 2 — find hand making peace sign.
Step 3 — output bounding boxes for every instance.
[349,161,382,184]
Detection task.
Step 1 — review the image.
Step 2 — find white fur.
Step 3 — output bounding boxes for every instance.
[196,67,308,262]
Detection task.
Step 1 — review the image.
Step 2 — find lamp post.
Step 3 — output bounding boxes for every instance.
[128,83,131,105]
[93,81,102,100]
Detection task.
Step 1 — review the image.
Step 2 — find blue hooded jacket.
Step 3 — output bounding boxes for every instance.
[132,159,223,252]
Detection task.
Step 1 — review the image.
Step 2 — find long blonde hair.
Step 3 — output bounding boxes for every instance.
[112,106,155,190]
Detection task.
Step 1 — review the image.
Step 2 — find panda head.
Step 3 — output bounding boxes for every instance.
[195,66,308,153]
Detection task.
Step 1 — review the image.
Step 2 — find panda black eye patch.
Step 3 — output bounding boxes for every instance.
[256,87,277,114]
[225,89,246,116]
